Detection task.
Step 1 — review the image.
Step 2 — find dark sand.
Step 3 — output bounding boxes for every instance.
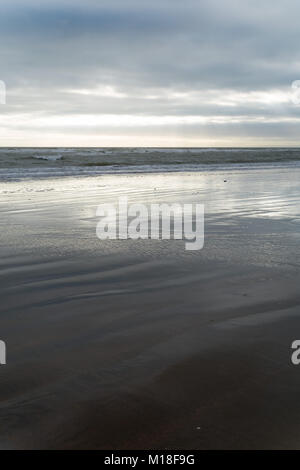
[0,169,300,449]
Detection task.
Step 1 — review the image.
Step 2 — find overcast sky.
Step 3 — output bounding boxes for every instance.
[1,0,300,147]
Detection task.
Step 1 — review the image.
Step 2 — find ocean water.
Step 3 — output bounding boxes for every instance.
[1,147,300,180]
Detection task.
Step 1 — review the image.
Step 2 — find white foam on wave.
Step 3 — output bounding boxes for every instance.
[1,160,300,183]
[33,155,63,161]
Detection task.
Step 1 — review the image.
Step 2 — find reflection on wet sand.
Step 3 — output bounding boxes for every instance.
[0,167,300,449]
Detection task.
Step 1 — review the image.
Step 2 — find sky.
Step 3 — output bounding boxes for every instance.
[1,0,300,147]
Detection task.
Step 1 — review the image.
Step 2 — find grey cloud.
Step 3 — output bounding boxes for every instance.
[1,0,300,145]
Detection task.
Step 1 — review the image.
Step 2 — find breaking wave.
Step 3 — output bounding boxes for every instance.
[1,147,300,180]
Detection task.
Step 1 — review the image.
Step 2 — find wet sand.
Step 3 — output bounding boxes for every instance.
[0,168,300,449]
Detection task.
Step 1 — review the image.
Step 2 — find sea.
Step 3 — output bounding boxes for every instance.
[1,147,300,181]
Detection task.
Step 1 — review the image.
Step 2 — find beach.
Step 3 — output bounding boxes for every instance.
[1,163,300,449]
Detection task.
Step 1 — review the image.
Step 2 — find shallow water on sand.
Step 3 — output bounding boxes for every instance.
[0,167,300,449]
[1,167,300,267]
